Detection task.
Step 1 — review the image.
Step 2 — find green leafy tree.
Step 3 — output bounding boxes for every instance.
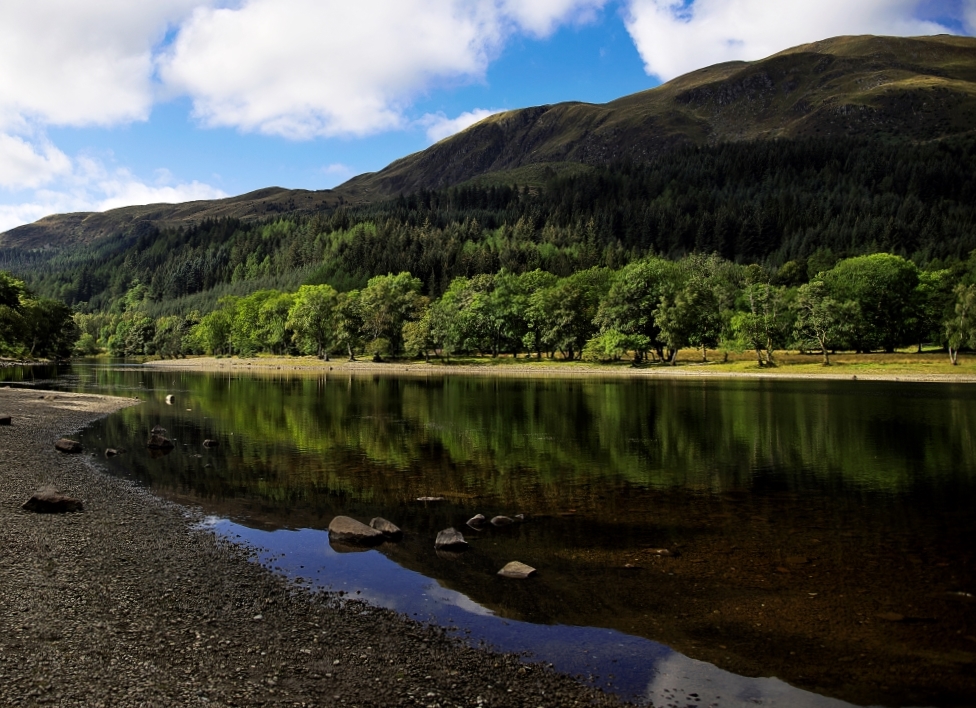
[287,284,340,358]
[822,254,919,352]
[793,280,859,365]
[946,284,976,365]
[594,257,677,363]
[358,272,425,357]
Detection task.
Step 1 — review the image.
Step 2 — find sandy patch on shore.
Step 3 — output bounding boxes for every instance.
[143,355,976,384]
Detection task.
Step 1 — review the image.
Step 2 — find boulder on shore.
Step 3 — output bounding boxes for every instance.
[369,517,402,539]
[435,527,468,551]
[22,487,83,513]
[328,516,384,545]
[54,438,82,454]
[497,561,536,579]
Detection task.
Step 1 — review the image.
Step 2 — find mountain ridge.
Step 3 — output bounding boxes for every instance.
[3,33,975,249]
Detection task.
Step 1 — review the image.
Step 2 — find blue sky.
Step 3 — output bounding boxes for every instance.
[0,0,973,232]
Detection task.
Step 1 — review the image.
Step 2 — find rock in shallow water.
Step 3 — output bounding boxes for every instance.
[467,514,486,528]
[329,516,383,544]
[22,486,83,513]
[369,517,402,539]
[54,438,82,453]
[490,515,514,527]
[435,528,467,550]
[498,561,536,579]
[147,434,175,450]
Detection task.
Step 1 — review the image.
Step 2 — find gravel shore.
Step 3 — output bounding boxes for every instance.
[0,387,629,707]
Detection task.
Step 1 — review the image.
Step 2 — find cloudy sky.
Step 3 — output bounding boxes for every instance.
[1,0,973,232]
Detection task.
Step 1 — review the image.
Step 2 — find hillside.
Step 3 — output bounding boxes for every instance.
[2,33,975,250]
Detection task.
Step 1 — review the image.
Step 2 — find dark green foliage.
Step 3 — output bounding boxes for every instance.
[4,136,976,317]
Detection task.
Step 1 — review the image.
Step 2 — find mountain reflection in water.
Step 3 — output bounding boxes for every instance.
[6,363,974,707]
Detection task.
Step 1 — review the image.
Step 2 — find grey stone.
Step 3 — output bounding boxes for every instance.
[55,438,82,454]
[435,527,467,550]
[497,561,536,579]
[466,514,486,528]
[104,448,121,457]
[369,517,402,538]
[203,439,219,448]
[329,516,383,544]
[490,515,514,526]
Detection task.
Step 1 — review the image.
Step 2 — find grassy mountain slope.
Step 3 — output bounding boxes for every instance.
[3,33,974,249]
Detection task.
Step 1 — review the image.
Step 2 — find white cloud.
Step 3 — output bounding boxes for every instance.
[0,134,71,189]
[420,109,505,143]
[0,149,226,233]
[157,0,606,139]
[0,1,204,129]
[623,0,953,81]
[500,0,608,36]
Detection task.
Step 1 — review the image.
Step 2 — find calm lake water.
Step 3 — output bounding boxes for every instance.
[6,363,976,707]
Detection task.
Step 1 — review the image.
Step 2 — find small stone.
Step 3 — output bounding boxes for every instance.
[22,486,83,513]
[490,515,514,526]
[203,439,219,448]
[878,612,905,622]
[55,438,82,454]
[645,548,673,557]
[497,561,536,579]
[416,496,445,502]
[165,394,175,405]
[104,448,120,457]
[467,514,486,528]
[328,516,383,544]
[369,517,402,539]
[434,528,467,551]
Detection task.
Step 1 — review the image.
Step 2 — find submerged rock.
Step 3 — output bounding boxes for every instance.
[329,516,383,544]
[54,438,82,454]
[497,561,536,579]
[147,434,175,450]
[104,447,121,457]
[435,528,468,551]
[22,486,83,513]
[490,515,514,527]
[369,517,402,539]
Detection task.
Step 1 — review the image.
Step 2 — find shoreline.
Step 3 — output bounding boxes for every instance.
[0,387,628,707]
[140,354,976,384]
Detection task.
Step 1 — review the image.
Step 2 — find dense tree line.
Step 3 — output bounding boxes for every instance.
[4,135,976,317]
[76,251,976,365]
[0,271,76,360]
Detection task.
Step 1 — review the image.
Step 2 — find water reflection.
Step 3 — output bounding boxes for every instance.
[4,363,975,706]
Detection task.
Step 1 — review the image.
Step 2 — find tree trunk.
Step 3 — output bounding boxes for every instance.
[702,343,707,362]
[670,348,678,366]
[347,343,356,361]
[949,345,958,365]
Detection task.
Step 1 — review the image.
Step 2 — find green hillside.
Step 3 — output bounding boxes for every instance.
[2,33,974,250]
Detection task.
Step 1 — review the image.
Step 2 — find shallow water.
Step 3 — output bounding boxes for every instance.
[6,363,975,706]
